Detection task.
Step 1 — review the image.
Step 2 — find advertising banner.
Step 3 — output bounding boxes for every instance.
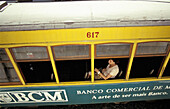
[0,80,170,107]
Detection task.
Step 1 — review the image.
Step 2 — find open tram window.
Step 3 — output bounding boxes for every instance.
[94,43,131,80]
[55,59,91,82]
[10,47,56,83]
[130,56,164,78]
[18,61,54,83]
[94,58,129,79]
[130,42,169,79]
[53,45,91,82]
[0,48,20,84]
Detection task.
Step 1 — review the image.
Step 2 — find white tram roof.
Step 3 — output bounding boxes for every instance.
[0,0,170,31]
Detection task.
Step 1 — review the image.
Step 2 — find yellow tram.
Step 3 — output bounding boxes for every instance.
[0,0,170,107]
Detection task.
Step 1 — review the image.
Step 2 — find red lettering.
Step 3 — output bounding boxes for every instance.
[95,32,99,38]
[87,32,99,38]
[87,32,91,38]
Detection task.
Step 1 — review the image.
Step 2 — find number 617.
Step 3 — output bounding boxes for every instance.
[87,32,99,38]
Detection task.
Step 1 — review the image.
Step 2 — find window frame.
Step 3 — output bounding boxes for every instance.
[9,46,53,84]
[0,48,21,86]
[159,45,170,78]
[10,46,50,62]
[51,44,91,82]
[130,41,170,79]
[92,42,133,81]
[135,41,170,57]
[94,42,133,59]
[52,44,91,60]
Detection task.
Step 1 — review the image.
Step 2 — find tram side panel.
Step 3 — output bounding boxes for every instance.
[0,80,170,107]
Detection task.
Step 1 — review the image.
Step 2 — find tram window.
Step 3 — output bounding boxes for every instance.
[130,56,164,78]
[11,47,48,60]
[130,42,169,79]
[94,58,129,79]
[163,61,170,76]
[10,47,55,83]
[0,48,20,83]
[55,59,91,82]
[136,42,169,55]
[96,43,131,57]
[94,43,131,80]
[18,61,55,83]
[53,45,89,59]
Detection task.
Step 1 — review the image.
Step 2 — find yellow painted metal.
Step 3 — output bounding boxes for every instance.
[47,46,60,84]
[1,39,170,49]
[91,44,95,83]
[0,26,170,45]
[5,48,25,85]
[0,77,170,88]
[158,51,170,79]
[126,43,137,80]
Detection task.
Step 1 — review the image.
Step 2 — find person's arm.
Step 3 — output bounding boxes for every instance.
[99,73,113,80]
[94,68,112,80]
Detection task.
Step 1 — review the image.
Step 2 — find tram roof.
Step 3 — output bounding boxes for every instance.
[0,1,170,31]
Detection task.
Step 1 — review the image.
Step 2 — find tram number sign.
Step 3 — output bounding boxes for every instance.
[87,32,99,38]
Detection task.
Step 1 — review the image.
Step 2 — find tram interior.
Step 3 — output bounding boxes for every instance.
[55,58,128,82]
[130,56,165,78]
[17,58,129,83]
[18,61,56,83]
[2,56,167,83]
[55,59,91,82]
[94,58,129,79]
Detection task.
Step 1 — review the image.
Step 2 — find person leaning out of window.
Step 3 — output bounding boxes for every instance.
[94,59,119,80]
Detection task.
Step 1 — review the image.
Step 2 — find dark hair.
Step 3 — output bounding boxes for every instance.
[109,59,119,64]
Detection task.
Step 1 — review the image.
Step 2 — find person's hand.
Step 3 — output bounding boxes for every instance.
[94,68,99,73]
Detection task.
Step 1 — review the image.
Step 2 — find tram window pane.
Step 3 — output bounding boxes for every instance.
[12,47,48,60]
[136,42,169,55]
[55,59,91,82]
[53,45,89,59]
[0,62,19,83]
[96,43,130,57]
[0,49,9,61]
[163,61,170,76]
[18,61,55,83]
[94,58,129,79]
[130,56,164,78]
